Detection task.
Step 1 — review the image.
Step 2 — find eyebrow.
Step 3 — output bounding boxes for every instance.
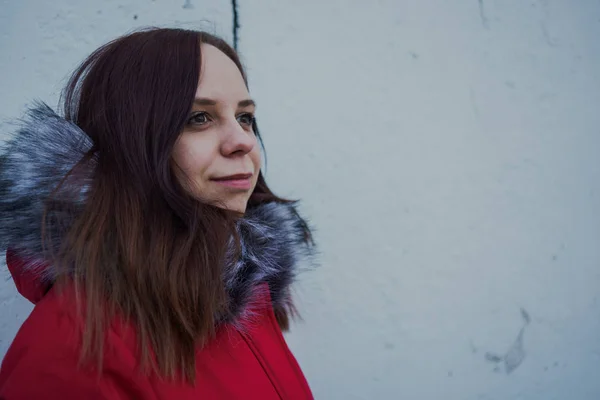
[193,98,256,108]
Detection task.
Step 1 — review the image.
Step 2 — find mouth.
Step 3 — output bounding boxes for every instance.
[211,173,254,190]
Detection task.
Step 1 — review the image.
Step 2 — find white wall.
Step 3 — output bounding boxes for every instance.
[1,1,599,399]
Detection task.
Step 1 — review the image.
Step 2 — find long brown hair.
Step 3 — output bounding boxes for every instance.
[49,28,300,382]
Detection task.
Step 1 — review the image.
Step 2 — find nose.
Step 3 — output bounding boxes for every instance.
[220,119,256,157]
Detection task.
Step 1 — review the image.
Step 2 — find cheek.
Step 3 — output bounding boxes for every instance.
[250,147,262,173]
[173,135,213,178]
[249,148,262,193]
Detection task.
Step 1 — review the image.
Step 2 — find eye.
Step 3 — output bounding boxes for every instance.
[187,112,211,126]
[237,113,255,128]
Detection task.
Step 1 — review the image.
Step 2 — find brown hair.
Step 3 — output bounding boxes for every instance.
[49,27,304,382]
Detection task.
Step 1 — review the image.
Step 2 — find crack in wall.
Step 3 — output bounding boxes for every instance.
[231,0,240,50]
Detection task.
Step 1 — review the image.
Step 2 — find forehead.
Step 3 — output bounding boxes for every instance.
[196,44,249,100]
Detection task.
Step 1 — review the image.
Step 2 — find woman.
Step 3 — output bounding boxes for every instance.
[0,28,316,399]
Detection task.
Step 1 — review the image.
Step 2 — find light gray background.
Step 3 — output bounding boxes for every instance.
[1,1,599,399]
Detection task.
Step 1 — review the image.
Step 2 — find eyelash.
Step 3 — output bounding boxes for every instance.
[186,112,255,129]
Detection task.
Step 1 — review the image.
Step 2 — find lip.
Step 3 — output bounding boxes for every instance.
[211,173,253,190]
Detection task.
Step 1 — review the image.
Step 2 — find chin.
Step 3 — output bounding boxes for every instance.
[228,203,248,214]
[220,197,250,214]
[195,189,250,213]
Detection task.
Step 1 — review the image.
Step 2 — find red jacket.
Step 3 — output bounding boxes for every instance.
[0,250,313,399]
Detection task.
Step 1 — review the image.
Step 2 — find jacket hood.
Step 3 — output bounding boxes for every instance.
[0,103,315,324]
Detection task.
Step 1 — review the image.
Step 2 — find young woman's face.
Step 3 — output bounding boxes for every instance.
[173,44,261,213]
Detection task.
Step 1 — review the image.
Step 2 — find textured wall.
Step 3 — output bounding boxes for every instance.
[1,1,600,399]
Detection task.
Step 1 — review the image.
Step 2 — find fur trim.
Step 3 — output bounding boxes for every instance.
[225,202,314,325]
[0,103,315,324]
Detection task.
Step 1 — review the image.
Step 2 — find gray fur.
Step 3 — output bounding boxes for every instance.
[225,202,315,324]
[0,103,315,324]
[0,102,93,281]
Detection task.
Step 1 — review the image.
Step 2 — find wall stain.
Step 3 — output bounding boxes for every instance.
[504,326,526,373]
[485,352,502,363]
[540,21,558,47]
[469,340,479,354]
[182,0,193,9]
[483,308,530,374]
[520,308,530,324]
[478,0,490,29]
